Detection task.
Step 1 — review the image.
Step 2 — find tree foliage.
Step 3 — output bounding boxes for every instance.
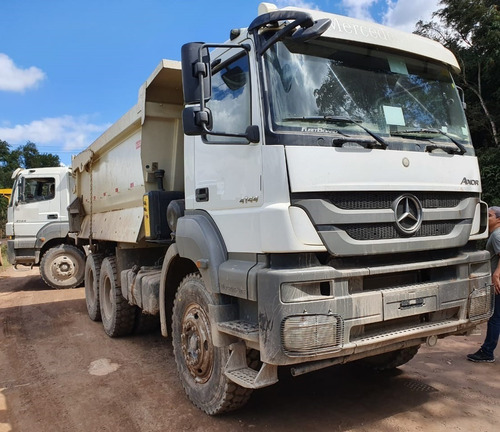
[0,140,60,189]
[415,0,500,148]
[415,0,500,204]
[0,140,60,236]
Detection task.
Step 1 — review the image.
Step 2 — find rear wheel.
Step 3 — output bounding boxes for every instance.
[172,273,252,415]
[99,256,136,337]
[359,345,421,371]
[85,253,102,321]
[40,244,85,289]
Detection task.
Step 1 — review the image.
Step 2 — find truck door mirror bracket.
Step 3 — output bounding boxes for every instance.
[248,10,331,55]
[182,106,213,136]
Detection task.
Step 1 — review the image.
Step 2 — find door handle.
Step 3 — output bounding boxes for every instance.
[195,188,209,202]
[47,214,58,220]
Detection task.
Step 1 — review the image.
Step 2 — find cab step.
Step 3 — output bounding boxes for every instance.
[217,320,259,343]
[225,342,278,389]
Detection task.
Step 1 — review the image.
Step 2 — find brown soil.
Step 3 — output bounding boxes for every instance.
[1,265,498,431]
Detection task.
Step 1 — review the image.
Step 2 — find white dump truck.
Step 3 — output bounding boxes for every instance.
[5,167,85,289]
[71,3,494,414]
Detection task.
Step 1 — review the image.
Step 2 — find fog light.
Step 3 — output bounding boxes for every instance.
[469,285,494,321]
[282,314,343,355]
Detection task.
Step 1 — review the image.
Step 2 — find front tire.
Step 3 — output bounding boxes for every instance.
[85,253,102,321]
[172,273,252,415]
[40,244,85,289]
[99,256,136,337]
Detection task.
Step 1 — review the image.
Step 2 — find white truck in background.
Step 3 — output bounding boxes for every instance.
[71,3,494,414]
[5,167,85,289]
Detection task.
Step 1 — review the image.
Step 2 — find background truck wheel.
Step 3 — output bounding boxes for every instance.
[40,244,85,289]
[172,273,252,415]
[85,253,103,321]
[358,345,421,371]
[99,256,136,337]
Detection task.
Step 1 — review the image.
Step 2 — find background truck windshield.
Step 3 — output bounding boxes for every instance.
[264,39,473,154]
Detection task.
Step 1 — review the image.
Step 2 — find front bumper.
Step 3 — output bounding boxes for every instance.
[256,249,492,365]
[7,239,38,266]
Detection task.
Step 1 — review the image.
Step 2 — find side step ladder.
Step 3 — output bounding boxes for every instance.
[224,341,278,389]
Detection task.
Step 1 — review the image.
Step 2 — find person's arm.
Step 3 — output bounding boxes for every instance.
[493,257,500,294]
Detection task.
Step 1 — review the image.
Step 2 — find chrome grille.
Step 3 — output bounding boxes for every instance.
[292,192,474,210]
[340,221,456,240]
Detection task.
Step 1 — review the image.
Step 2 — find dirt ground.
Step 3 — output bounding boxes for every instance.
[1,264,499,432]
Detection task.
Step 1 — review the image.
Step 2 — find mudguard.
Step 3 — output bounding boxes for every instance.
[175,211,227,294]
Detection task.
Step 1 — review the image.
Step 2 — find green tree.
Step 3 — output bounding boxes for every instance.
[18,142,60,169]
[0,140,61,235]
[416,1,500,203]
[0,140,21,189]
[415,0,500,148]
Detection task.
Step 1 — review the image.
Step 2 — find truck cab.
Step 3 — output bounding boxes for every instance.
[6,167,85,289]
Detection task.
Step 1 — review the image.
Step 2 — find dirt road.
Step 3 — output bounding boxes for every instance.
[1,264,499,432]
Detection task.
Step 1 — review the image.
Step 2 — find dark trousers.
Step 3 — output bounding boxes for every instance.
[482,293,500,357]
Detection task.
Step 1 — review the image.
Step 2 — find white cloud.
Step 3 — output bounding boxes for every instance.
[0,115,110,155]
[382,0,440,32]
[274,0,319,10]
[342,0,378,22]
[0,53,46,92]
[340,0,440,32]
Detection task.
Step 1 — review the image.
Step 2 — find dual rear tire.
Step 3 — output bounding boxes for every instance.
[84,254,158,336]
[83,259,252,414]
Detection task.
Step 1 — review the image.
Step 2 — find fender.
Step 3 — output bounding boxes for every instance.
[159,212,228,337]
[159,243,180,337]
[175,211,227,293]
[35,221,70,249]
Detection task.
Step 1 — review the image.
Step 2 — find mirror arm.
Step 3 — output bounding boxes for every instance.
[257,16,312,55]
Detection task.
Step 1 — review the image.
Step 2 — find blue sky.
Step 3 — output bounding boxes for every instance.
[0,0,440,166]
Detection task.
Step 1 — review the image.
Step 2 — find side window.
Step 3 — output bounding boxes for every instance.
[21,177,55,203]
[205,54,251,143]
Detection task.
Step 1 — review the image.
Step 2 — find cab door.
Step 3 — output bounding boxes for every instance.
[10,174,61,244]
[192,43,263,212]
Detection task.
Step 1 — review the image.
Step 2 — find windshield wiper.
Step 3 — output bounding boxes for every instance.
[283,116,388,149]
[391,128,467,155]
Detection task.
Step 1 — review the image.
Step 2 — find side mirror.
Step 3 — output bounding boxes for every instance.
[181,42,212,104]
[182,106,213,135]
[183,106,260,143]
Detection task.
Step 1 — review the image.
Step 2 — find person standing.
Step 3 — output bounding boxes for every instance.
[467,206,500,363]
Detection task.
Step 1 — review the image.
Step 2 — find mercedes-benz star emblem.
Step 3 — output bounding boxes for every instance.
[392,194,423,236]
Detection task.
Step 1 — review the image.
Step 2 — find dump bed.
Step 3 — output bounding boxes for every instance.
[72,60,184,243]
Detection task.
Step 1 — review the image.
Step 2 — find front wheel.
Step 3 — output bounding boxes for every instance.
[40,244,85,289]
[172,273,252,415]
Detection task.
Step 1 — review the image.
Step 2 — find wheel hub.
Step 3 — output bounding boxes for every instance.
[181,304,213,384]
[51,255,75,280]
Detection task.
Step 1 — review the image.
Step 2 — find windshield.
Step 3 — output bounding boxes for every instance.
[263,39,474,155]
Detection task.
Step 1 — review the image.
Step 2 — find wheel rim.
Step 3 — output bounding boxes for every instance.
[87,270,96,303]
[50,254,76,281]
[101,275,113,319]
[180,303,214,384]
